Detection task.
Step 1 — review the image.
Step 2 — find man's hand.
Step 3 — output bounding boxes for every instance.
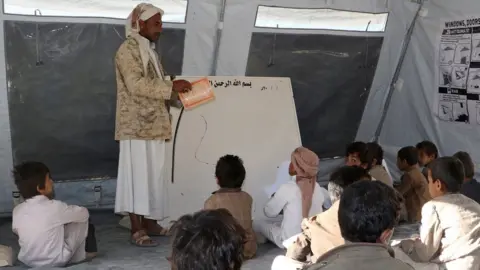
[172,80,192,93]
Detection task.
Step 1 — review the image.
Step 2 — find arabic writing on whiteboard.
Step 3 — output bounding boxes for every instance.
[208,79,279,91]
[209,79,252,88]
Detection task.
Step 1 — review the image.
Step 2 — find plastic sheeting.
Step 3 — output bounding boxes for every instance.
[255,6,388,31]
[5,21,185,181]
[246,33,383,158]
[0,0,427,212]
[4,0,188,23]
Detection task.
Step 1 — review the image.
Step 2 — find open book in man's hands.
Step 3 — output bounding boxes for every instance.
[179,77,215,110]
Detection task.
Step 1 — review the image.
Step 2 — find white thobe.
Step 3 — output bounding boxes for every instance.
[254,180,327,248]
[271,255,306,270]
[115,140,168,221]
[12,195,89,267]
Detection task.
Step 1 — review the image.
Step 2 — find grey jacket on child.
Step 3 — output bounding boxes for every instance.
[305,243,413,270]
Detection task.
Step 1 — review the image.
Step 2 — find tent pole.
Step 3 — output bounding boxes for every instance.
[172,0,227,183]
[373,0,425,142]
[210,0,227,76]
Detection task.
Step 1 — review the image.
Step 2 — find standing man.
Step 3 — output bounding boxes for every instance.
[114,3,191,247]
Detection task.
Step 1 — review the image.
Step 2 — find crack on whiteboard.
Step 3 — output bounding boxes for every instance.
[195,115,215,166]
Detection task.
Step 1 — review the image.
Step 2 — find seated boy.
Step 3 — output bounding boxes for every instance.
[366,142,393,186]
[344,141,367,166]
[453,151,480,204]
[271,166,371,270]
[169,209,245,270]
[305,181,412,270]
[204,155,256,259]
[395,146,431,223]
[416,141,438,179]
[12,162,97,267]
[399,157,480,270]
[254,147,327,249]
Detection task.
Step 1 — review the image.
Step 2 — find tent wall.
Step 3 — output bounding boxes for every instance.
[0,1,200,213]
[359,0,480,180]
[220,0,389,159]
[5,22,186,181]
[356,0,417,142]
[0,0,418,213]
[182,0,220,76]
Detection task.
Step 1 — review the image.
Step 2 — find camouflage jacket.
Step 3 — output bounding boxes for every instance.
[114,37,178,141]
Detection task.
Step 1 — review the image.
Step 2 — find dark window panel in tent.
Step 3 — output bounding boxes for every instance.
[5,21,185,181]
[246,33,383,158]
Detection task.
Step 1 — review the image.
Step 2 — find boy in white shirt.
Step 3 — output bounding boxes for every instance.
[12,162,97,267]
[399,157,480,270]
[254,147,327,249]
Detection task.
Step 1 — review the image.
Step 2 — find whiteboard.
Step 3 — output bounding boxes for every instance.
[163,76,301,222]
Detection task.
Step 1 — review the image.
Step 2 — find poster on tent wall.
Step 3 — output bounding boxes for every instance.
[436,18,480,125]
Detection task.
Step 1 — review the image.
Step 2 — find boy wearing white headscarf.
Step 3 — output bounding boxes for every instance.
[253,147,328,249]
[114,3,191,247]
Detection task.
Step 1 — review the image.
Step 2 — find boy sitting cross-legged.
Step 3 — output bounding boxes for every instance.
[204,154,257,259]
[399,157,480,270]
[12,162,97,268]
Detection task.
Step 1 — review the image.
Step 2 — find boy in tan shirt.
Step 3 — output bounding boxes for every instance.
[395,146,431,222]
[366,142,393,186]
[204,155,256,259]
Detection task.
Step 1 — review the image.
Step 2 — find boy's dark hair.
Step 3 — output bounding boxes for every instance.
[12,162,50,199]
[366,142,384,166]
[170,209,245,270]
[428,157,465,193]
[453,151,474,179]
[397,146,418,166]
[215,155,246,189]
[339,181,400,243]
[329,166,371,187]
[416,141,439,159]
[345,141,368,165]
[329,166,372,202]
[345,141,367,157]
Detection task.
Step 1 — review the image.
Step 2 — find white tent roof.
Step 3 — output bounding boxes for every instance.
[0,0,478,213]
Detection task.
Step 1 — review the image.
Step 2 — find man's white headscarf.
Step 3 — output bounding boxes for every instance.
[126,3,165,77]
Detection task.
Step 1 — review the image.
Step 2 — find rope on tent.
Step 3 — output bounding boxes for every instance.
[268,25,279,67]
[210,0,226,75]
[361,21,372,97]
[372,0,425,142]
[34,9,44,66]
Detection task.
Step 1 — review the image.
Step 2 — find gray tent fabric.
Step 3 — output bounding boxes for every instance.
[373,2,424,142]
[359,0,480,181]
[0,0,478,211]
[5,22,185,181]
[246,33,383,158]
